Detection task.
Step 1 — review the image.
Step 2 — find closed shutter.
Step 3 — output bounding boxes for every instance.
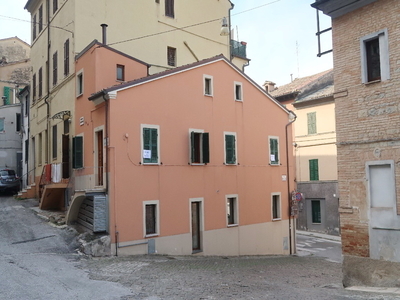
[202,133,210,164]
[73,136,83,169]
[3,86,11,105]
[225,134,236,164]
[143,128,158,163]
[270,138,279,164]
[309,159,319,181]
[307,112,316,134]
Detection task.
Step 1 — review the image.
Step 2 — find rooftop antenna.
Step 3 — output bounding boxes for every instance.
[296,41,300,78]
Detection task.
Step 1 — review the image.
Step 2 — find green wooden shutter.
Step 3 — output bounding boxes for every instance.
[307,112,316,134]
[3,86,11,105]
[270,138,279,164]
[0,119,4,132]
[309,159,319,181]
[73,136,83,169]
[143,128,158,163]
[225,134,236,164]
[202,133,210,164]
[190,131,195,163]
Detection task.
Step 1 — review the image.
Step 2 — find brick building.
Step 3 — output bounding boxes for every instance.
[311,0,400,287]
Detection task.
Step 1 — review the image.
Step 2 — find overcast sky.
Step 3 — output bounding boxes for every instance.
[0,0,333,87]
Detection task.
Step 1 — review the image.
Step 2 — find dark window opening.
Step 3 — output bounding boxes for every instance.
[38,68,43,97]
[145,204,157,235]
[191,132,209,164]
[116,64,125,81]
[32,73,36,100]
[53,0,58,13]
[33,14,37,40]
[165,0,174,18]
[38,5,43,32]
[272,195,280,219]
[16,113,21,132]
[52,51,58,86]
[235,84,242,100]
[227,197,236,225]
[77,72,83,95]
[64,39,70,76]
[52,124,57,160]
[366,38,381,82]
[167,47,176,67]
[311,200,321,224]
[205,78,212,95]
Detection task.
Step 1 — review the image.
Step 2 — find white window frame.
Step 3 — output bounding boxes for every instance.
[271,192,281,221]
[224,131,237,165]
[141,124,160,165]
[189,128,207,165]
[226,194,239,227]
[76,69,84,97]
[268,136,280,165]
[360,28,390,84]
[143,200,160,237]
[203,75,213,96]
[234,81,243,101]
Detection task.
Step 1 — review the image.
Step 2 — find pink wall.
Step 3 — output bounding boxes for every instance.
[106,59,294,242]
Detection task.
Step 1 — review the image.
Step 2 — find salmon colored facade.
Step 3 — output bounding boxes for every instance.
[71,42,295,256]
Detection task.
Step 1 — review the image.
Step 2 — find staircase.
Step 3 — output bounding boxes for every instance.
[17,183,37,199]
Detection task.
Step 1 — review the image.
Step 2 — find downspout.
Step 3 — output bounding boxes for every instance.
[45,0,51,163]
[285,110,296,255]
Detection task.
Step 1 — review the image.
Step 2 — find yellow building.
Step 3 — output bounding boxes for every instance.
[23,0,250,199]
[269,70,339,236]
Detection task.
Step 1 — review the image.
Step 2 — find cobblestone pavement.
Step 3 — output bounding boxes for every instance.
[81,254,400,300]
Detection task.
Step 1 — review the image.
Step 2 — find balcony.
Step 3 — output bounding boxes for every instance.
[230,40,248,59]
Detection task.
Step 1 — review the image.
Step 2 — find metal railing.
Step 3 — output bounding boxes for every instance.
[230,40,247,59]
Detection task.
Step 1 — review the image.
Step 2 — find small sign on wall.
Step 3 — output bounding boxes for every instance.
[282,175,287,181]
[143,150,152,159]
[79,117,84,126]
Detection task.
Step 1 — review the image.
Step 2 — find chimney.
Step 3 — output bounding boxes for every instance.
[263,81,276,93]
[101,24,108,45]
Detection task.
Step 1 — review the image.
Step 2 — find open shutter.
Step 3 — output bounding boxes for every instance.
[225,135,236,164]
[202,133,210,164]
[190,131,195,163]
[151,128,158,163]
[73,136,83,169]
[143,128,150,163]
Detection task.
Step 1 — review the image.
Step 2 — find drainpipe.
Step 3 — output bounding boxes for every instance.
[285,110,297,255]
[228,2,234,61]
[45,0,51,164]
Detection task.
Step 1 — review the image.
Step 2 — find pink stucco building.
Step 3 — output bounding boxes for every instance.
[69,40,296,256]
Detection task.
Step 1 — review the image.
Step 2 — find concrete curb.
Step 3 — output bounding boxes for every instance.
[346,286,400,295]
[296,230,341,242]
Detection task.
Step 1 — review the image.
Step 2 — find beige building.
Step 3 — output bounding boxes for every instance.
[312,0,400,287]
[23,0,250,198]
[270,70,339,236]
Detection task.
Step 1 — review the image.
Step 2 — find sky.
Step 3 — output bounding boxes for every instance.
[0,0,333,87]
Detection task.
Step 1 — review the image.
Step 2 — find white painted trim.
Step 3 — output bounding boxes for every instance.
[76,69,84,97]
[234,81,243,101]
[271,192,282,221]
[93,126,104,185]
[140,124,160,165]
[143,200,160,237]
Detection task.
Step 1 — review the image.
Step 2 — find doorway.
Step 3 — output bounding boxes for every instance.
[191,201,202,252]
[95,130,104,186]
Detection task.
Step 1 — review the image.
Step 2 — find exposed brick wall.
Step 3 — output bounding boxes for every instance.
[332,0,400,257]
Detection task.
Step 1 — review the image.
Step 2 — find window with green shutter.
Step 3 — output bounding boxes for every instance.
[190,131,209,164]
[225,134,236,164]
[269,137,279,165]
[3,86,11,105]
[72,136,83,169]
[307,112,317,135]
[143,127,159,164]
[309,159,319,181]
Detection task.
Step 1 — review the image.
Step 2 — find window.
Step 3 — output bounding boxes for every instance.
[142,125,159,164]
[64,39,70,76]
[53,0,58,13]
[204,75,213,96]
[311,200,321,224]
[272,193,281,220]
[167,47,176,67]
[32,73,36,100]
[52,51,58,86]
[38,5,43,32]
[165,0,174,18]
[16,113,21,132]
[224,132,237,165]
[33,14,37,40]
[234,82,243,101]
[25,140,29,163]
[226,195,238,226]
[3,86,11,105]
[52,124,57,160]
[144,200,159,236]
[269,137,279,165]
[116,64,125,81]
[72,136,83,169]
[0,118,4,132]
[77,70,83,96]
[38,133,42,165]
[307,112,316,135]
[38,68,43,97]
[190,130,209,164]
[361,29,390,83]
[309,159,319,181]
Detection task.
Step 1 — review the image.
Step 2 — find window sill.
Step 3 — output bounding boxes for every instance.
[142,163,160,166]
[227,224,238,228]
[269,163,280,166]
[224,163,237,166]
[204,94,213,97]
[272,218,281,222]
[191,163,205,166]
[311,223,322,225]
[192,249,203,254]
[235,99,243,102]
[76,93,83,98]
[145,233,158,238]
[364,79,381,85]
